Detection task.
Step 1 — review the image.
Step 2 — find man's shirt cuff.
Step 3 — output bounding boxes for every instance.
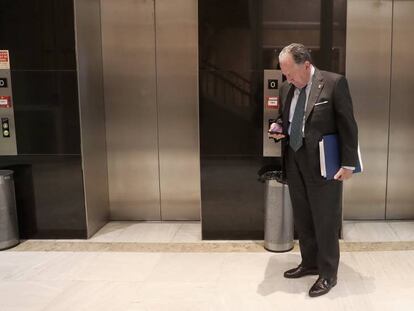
[342,166,355,171]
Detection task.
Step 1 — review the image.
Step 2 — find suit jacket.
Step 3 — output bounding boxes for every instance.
[278,68,359,174]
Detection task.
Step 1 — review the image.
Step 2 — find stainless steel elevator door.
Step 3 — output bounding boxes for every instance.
[387,0,414,219]
[155,0,200,220]
[101,0,161,220]
[344,0,392,219]
[101,0,200,220]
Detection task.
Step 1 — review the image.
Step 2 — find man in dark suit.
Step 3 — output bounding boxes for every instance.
[269,43,359,297]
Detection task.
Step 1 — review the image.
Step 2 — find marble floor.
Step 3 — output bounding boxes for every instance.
[1,221,414,310]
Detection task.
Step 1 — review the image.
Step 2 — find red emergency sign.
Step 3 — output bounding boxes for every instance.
[266,96,279,109]
[0,50,10,69]
[0,96,12,108]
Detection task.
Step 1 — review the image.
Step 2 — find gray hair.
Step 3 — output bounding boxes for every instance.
[279,43,312,64]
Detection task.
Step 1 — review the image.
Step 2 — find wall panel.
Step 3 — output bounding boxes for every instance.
[74,0,110,237]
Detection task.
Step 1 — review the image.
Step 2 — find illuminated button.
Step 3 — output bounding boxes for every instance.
[2,122,8,129]
[3,130,9,136]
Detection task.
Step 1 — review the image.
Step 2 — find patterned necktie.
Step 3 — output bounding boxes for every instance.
[289,86,307,151]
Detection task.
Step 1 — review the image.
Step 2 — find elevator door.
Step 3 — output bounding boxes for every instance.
[346,0,414,219]
[386,0,414,219]
[101,0,160,220]
[101,0,200,220]
[344,0,392,219]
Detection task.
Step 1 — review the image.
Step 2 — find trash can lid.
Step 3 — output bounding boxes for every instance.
[0,170,14,177]
[259,170,285,182]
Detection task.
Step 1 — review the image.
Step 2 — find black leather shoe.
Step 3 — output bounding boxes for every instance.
[309,277,337,297]
[283,265,319,279]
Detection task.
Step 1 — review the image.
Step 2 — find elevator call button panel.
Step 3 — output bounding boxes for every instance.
[0,50,17,155]
[263,70,283,157]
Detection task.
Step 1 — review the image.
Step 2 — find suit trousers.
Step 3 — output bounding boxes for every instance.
[285,144,342,279]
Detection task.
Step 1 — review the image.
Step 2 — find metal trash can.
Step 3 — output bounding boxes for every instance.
[261,170,294,252]
[0,170,19,250]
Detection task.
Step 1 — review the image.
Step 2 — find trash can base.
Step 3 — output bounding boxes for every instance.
[264,241,294,253]
[0,170,20,251]
[0,239,20,251]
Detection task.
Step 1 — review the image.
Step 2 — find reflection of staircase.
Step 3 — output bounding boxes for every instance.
[200,60,252,120]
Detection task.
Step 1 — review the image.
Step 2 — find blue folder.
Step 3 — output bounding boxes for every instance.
[319,134,363,180]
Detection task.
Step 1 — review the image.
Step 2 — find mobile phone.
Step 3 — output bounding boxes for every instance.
[268,130,283,135]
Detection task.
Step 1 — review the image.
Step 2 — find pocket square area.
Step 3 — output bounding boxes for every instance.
[315,101,328,106]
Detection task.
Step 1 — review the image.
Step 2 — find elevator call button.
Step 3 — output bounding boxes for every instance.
[0,78,7,88]
[268,79,278,89]
[1,118,10,137]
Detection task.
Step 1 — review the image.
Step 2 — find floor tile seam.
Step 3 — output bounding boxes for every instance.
[387,221,406,241]
[169,223,184,242]
[340,241,414,252]
[380,222,402,241]
[170,229,201,242]
[38,280,143,311]
[138,252,166,284]
[25,280,77,311]
[2,252,77,281]
[212,252,233,285]
[8,241,414,253]
[343,223,358,239]
[10,241,267,250]
[104,225,129,243]
[25,275,151,283]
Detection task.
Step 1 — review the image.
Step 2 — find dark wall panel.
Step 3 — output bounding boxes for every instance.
[0,0,85,238]
[0,156,86,239]
[11,70,80,155]
[0,0,77,71]
[0,0,81,155]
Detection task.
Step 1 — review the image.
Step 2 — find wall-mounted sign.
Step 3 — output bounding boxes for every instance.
[0,78,8,88]
[0,50,10,70]
[0,96,12,108]
[266,96,279,109]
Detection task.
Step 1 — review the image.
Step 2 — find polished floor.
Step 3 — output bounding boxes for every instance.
[22,220,414,243]
[1,221,414,310]
[90,220,414,243]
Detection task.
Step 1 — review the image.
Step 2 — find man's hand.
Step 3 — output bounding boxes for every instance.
[268,133,286,140]
[334,167,353,181]
[268,122,286,141]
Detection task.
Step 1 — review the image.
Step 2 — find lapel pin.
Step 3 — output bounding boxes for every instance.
[318,84,323,89]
